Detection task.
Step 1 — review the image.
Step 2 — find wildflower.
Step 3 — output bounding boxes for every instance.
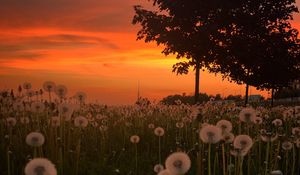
[260,134,278,142]
[281,141,293,151]
[154,127,165,136]
[270,170,283,175]
[239,107,256,123]
[74,116,88,128]
[158,169,171,175]
[26,132,45,147]
[58,103,74,121]
[222,132,235,143]
[254,117,263,124]
[199,125,222,144]
[75,92,87,103]
[55,85,67,98]
[292,127,300,136]
[148,123,155,129]
[31,102,45,113]
[50,117,60,127]
[24,158,57,175]
[233,135,253,151]
[130,135,140,144]
[43,81,56,92]
[6,117,17,127]
[27,90,35,98]
[23,82,32,90]
[165,152,191,175]
[99,125,108,132]
[20,117,30,124]
[272,119,283,126]
[13,102,24,111]
[216,120,232,133]
[175,122,184,128]
[154,164,164,173]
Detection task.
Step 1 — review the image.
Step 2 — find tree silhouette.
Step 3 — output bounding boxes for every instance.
[132,0,241,103]
[132,0,299,105]
[207,0,300,106]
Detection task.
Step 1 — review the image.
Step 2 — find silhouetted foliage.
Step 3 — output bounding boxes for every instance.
[132,0,300,105]
[160,93,213,105]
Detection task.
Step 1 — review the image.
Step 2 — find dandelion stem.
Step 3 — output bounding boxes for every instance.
[208,144,211,175]
[264,142,270,175]
[222,143,226,175]
[135,144,138,175]
[7,149,10,175]
[292,146,295,175]
[158,136,161,164]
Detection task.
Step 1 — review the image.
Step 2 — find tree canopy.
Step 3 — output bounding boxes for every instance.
[133,0,300,103]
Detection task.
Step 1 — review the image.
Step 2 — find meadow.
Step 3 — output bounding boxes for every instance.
[0,82,300,175]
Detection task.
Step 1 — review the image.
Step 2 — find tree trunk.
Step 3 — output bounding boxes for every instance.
[271,88,274,107]
[194,59,200,104]
[244,84,249,107]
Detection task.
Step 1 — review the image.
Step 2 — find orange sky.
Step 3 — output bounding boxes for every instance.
[0,0,300,104]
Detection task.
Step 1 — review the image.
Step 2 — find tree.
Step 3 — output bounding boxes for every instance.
[206,0,300,106]
[132,0,242,104]
[133,0,300,106]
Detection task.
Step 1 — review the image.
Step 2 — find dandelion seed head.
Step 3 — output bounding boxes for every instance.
[158,169,171,175]
[216,120,232,133]
[165,152,191,175]
[270,170,283,175]
[26,132,45,147]
[282,141,293,151]
[148,123,155,129]
[272,119,283,126]
[154,164,164,173]
[233,135,253,151]
[130,135,140,144]
[74,116,88,128]
[199,125,222,144]
[43,81,56,92]
[239,107,256,123]
[6,117,17,127]
[154,127,165,136]
[24,158,57,175]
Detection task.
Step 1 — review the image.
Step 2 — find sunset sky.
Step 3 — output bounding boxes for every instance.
[1,0,300,104]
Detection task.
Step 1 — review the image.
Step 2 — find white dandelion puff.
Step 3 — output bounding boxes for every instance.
[272,119,283,126]
[31,102,45,113]
[74,116,88,128]
[43,81,56,92]
[55,85,67,98]
[216,120,232,133]
[24,158,57,175]
[282,141,293,151]
[154,127,165,137]
[233,135,253,151]
[6,117,17,127]
[165,152,191,175]
[154,164,164,173]
[158,169,171,175]
[239,107,256,123]
[26,132,45,147]
[222,132,235,143]
[130,135,140,144]
[50,117,60,127]
[199,125,222,144]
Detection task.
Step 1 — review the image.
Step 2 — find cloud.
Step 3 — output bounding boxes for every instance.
[0,34,119,60]
[0,0,138,32]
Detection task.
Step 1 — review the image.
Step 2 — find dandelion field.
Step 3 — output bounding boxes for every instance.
[1,82,300,175]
